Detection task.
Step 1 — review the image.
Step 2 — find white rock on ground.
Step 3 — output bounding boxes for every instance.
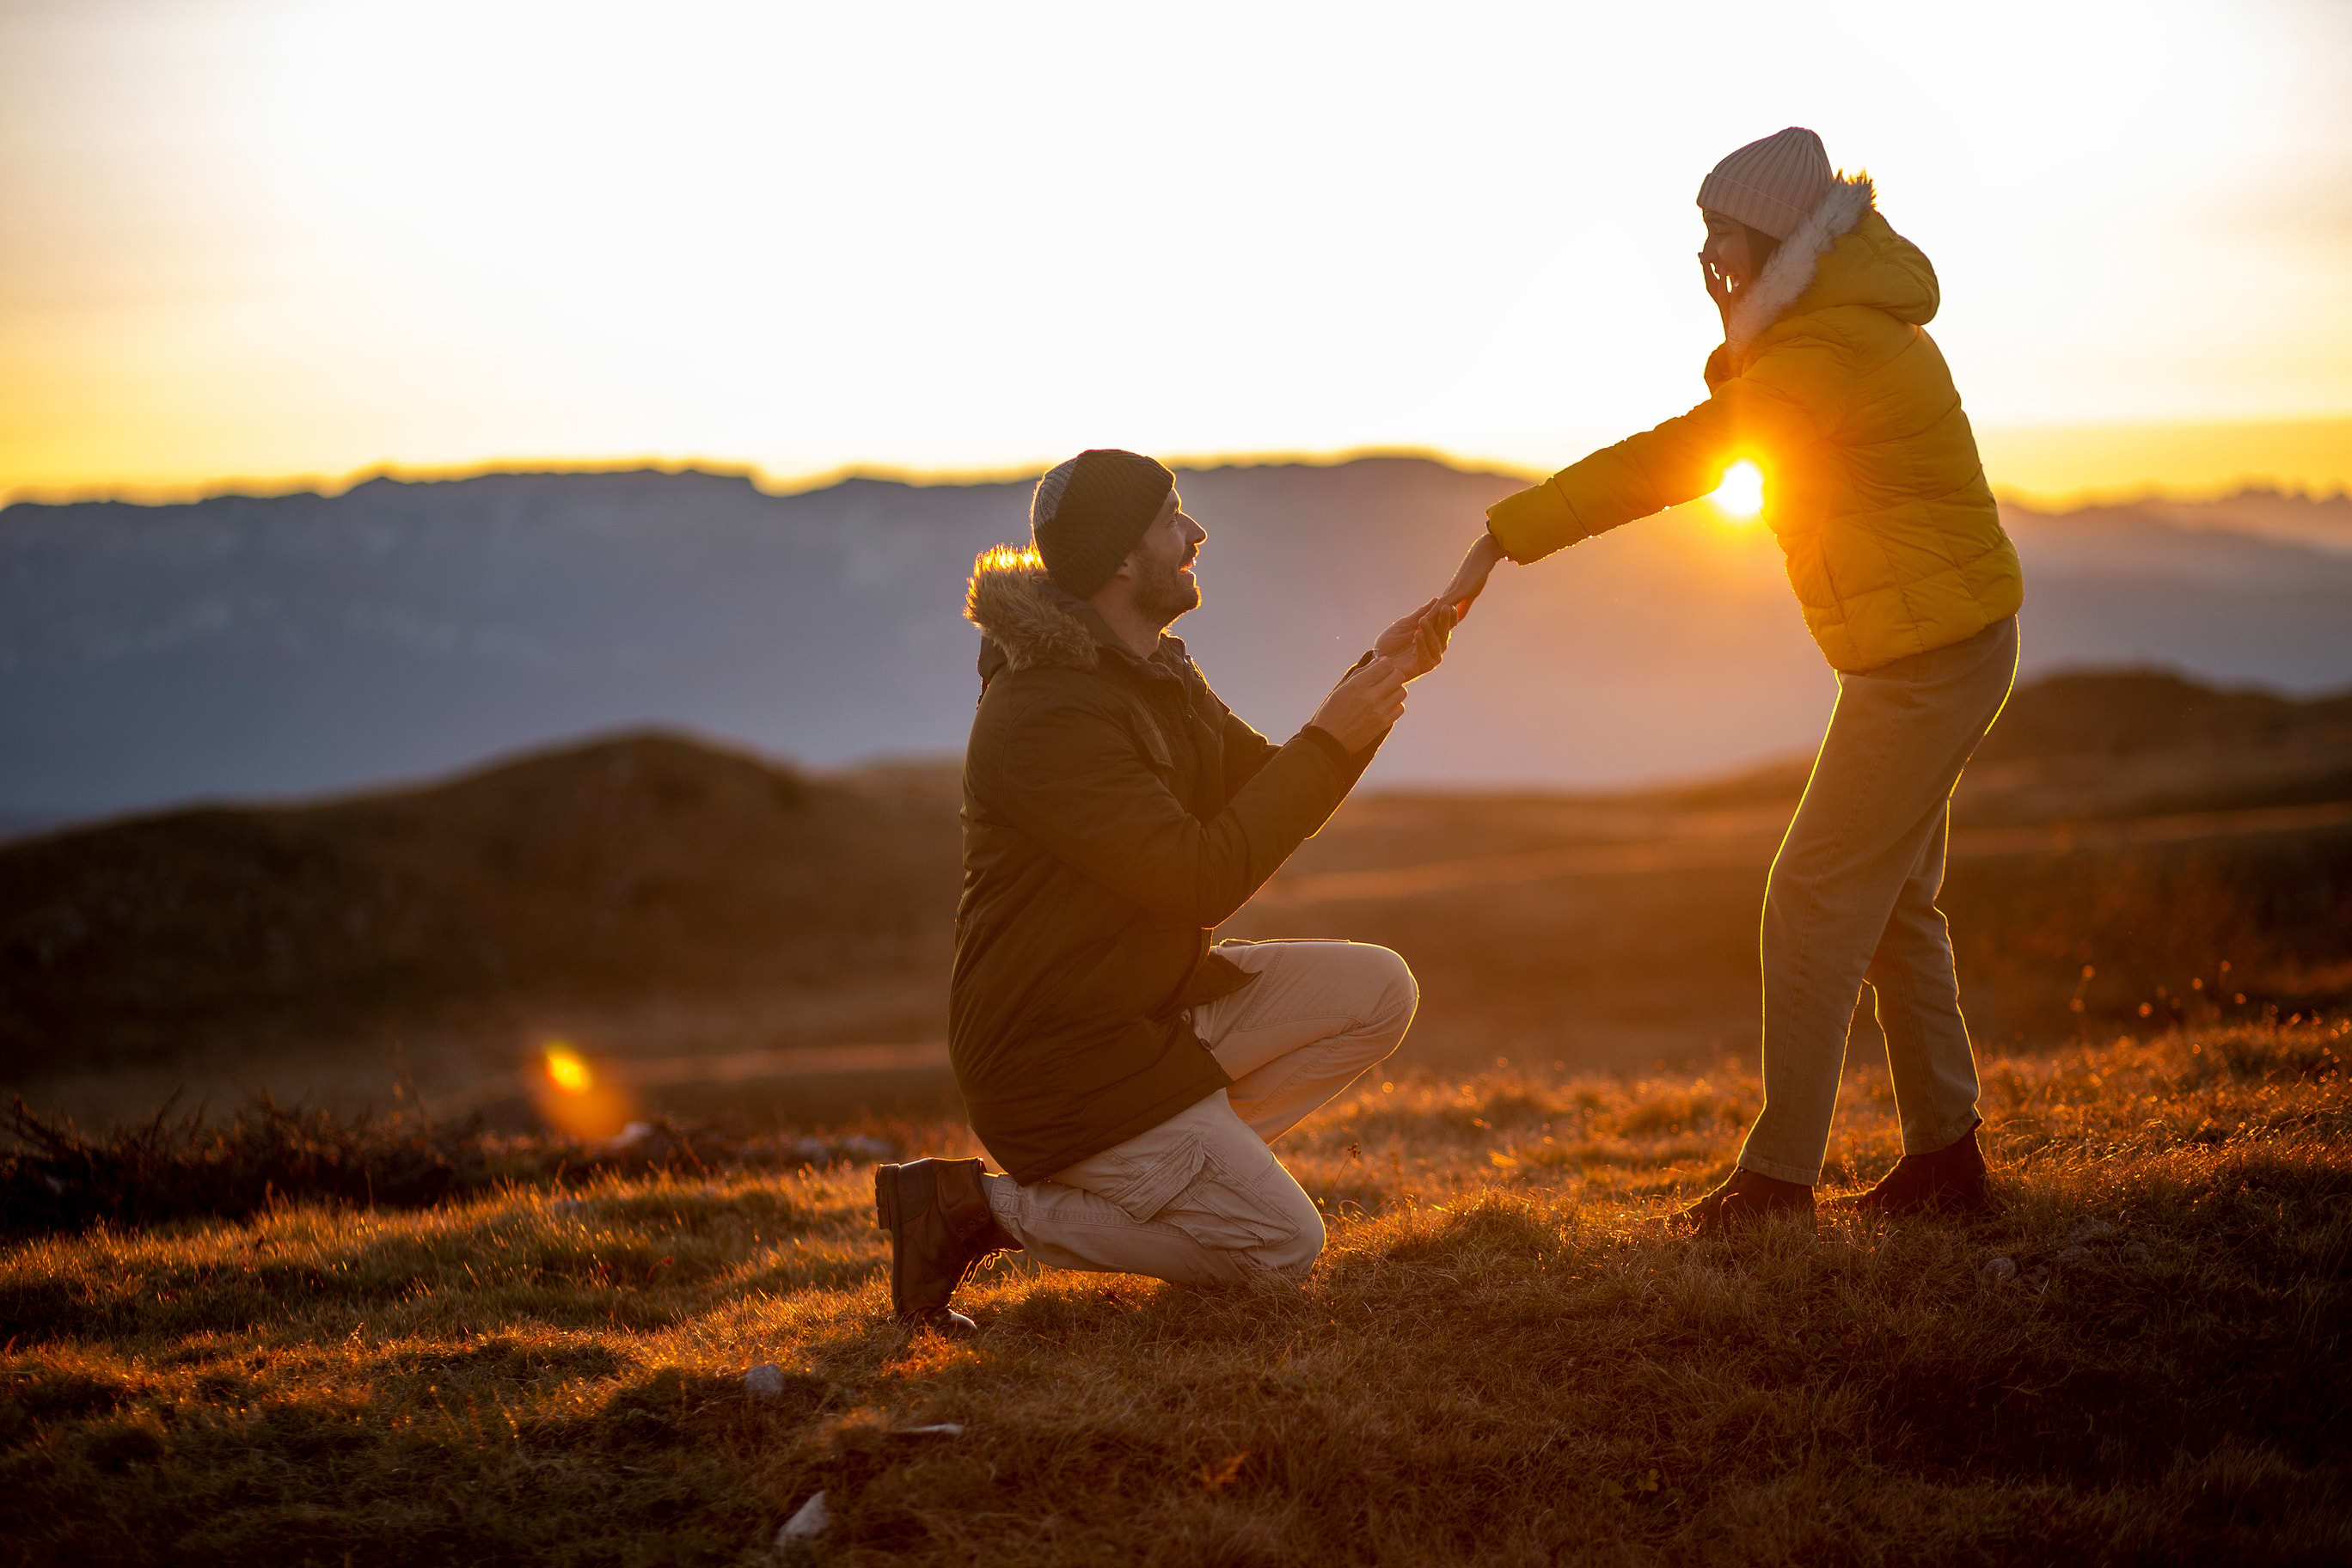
[1981,1256,2018,1282]
[597,1121,657,1153]
[744,1363,787,1399]
[776,1491,829,1547]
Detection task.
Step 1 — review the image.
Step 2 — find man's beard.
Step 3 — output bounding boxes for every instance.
[1133,550,1200,628]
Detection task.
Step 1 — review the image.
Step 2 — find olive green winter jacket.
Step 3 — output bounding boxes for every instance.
[952,548,1373,1183]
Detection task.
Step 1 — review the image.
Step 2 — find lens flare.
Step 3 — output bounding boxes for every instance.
[530,1038,632,1137]
[1709,459,1764,520]
[543,1044,593,1093]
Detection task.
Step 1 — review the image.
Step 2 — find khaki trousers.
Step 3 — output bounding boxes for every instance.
[1737,616,2019,1185]
[983,940,1417,1287]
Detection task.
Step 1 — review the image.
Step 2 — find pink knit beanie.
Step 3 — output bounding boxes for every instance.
[1696,127,1833,241]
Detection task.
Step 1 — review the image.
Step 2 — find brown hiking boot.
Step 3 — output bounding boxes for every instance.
[1856,1120,1990,1216]
[873,1157,1020,1335]
[1675,1167,1816,1235]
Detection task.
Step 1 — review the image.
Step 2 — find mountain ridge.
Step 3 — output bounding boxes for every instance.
[7,457,2349,821]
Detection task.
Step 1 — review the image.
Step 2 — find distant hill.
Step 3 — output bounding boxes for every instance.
[6,669,2349,1091]
[5,460,2352,822]
[0,733,957,1076]
[1977,669,2352,761]
[1960,670,2352,826]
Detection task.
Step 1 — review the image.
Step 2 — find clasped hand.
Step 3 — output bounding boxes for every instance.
[1374,597,1459,681]
[1308,597,1456,753]
[1308,533,1506,752]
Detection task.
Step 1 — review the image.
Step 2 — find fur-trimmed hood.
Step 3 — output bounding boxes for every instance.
[965,545,1099,675]
[1725,174,1938,358]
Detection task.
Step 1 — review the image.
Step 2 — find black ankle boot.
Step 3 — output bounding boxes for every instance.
[873,1158,1020,1334]
[1856,1120,1990,1216]
[1675,1167,1816,1235]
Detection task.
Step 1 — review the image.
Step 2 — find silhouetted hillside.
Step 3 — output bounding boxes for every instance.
[9,668,2352,1111]
[1234,668,2352,1063]
[0,734,957,1075]
[1977,670,2352,762]
[1961,671,2352,825]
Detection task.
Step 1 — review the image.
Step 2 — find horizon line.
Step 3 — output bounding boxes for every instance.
[0,444,1531,512]
[7,415,2352,513]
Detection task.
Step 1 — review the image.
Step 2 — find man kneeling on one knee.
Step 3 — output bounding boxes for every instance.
[875,449,1455,1332]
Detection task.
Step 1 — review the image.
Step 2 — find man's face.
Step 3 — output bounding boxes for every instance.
[1128,491,1208,627]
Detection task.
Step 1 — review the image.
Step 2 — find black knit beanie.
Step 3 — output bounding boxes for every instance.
[1030,449,1176,600]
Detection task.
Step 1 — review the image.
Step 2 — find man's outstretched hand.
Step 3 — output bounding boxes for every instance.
[1310,595,1459,755]
[1309,655,1408,753]
[1373,597,1459,681]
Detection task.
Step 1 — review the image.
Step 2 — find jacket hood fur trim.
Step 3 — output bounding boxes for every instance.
[965,545,1099,671]
[1725,172,1875,358]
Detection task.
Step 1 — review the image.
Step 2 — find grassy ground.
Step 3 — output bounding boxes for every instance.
[3,1020,2348,1566]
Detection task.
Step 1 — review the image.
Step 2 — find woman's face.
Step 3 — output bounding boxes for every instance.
[1700,211,1755,296]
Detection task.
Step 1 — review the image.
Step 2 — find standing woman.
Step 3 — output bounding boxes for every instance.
[1444,127,2024,1231]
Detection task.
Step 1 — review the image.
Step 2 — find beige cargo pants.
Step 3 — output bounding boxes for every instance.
[982,939,1417,1288]
[1737,615,2019,1185]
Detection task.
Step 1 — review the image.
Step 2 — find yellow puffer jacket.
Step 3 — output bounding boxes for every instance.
[1485,175,2023,673]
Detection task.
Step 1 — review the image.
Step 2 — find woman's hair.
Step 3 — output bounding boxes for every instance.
[1742,222,1783,280]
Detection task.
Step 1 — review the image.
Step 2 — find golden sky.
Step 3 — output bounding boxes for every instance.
[3,0,2348,506]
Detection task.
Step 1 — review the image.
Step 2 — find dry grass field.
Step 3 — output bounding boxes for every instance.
[4,1017,2348,1566]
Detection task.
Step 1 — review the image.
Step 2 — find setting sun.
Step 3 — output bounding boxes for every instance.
[1710,460,1764,520]
[542,1044,592,1094]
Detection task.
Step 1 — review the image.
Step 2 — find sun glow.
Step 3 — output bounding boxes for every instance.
[1709,460,1764,520]
[1,1,2339,502]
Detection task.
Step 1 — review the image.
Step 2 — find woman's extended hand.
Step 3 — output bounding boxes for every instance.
[1442,531,1508,619]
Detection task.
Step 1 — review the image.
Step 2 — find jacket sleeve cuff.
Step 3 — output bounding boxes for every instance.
[1485,478,1586,565]
[1299,724,1355,770]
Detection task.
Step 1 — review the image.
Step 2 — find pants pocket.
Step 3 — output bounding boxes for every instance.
[1155,1142,1307,1254]
[1072,1139,1211,1227]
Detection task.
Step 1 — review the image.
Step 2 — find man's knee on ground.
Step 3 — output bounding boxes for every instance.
[1228,1168,1326,1283]
[1251,1205,1326,1283]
